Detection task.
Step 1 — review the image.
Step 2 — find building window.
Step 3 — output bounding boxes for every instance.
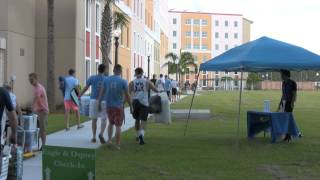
[202,56,207,63]
[193,32,200,37]
[215,32,219,38]
[215,44,219,50]
[225,71,229,75]
[133,0,136,14]
[173,43,177,49]
[185,31,191,37]
[96,62,99,74]
[215,20,219,26]
[194,55,198,63]
[215,79,219,86]
[234,21,238,27]
[85,59,91,81]
[194,44,200,49]
[234,80,239,86]
[95,3,100,33]
[173,18,177,24]
[85,0,91,29]
[225,33,228,39]
[201,19,208,25]
[215,71,219,75]
[234,71,238,75]
[225,44,229,50]
[202,32,208,38]
[185,19,191,25]
[193,19,200,25]
[186,44,191,49]
[225,20,229,27]
[173,31,177,37]
[234,33,238,39]
[202,44,208,50]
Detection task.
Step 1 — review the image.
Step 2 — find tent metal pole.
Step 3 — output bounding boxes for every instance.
[236,71,244,146]
[184,71,201,136]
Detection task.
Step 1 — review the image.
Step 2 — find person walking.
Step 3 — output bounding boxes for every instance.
[79,64,107,143]
[64,69,83,130]
[150,74,157,85]
[164,75,172,100]
[155,74,165,92]
[3,83,22,117]
[277,70,298,141]
[129,68,159,145]
[98,64,132,150]
[171,79,178,103]
[28,73,49,149]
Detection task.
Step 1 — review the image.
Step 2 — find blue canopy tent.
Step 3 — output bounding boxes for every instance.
[184,36,320,138]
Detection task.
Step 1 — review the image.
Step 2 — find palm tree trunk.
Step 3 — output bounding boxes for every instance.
[47,0,56,110]
[101,2,113,75]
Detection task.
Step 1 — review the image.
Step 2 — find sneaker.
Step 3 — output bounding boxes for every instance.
[298,132,303,138]
[99,134,106,144]
[91,138,96,143]
[77,124,84,129]
[139,135,145,145]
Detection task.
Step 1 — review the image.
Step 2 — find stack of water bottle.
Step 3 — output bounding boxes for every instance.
[17,114,39,152]
[80,96,90,116]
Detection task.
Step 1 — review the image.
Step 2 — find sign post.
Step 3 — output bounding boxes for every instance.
[42,146,96,180]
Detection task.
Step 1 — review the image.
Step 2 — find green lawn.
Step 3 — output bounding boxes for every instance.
[94,91,320,179]
[47,113,88,134]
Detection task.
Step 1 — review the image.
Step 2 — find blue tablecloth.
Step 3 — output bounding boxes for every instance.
[247,111,299,143]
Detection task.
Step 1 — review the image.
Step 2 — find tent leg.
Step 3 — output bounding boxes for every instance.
[184,71,201,136]
[236,71,244,146]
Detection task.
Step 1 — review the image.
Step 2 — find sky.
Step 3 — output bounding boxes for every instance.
[168,0,320,54]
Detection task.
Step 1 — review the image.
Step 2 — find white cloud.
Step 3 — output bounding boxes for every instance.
[169,0,320,53]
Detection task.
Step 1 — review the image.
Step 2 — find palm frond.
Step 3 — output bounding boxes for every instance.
[165,52,178,61]
[113,11,129,29]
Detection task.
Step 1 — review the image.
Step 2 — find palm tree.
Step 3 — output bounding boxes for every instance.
[47,0,56,110]
[101,0,128,75]
[164,51,197,84]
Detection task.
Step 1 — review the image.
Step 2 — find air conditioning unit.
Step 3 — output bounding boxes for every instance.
[0,37,6,50]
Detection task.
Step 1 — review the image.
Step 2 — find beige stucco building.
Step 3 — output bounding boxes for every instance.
[0,0,170,107]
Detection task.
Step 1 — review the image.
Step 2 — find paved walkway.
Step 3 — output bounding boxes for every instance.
[23,95,187,180]
[23,107,135,180]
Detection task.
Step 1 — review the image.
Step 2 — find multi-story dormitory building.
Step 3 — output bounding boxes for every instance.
[169,10,252,90]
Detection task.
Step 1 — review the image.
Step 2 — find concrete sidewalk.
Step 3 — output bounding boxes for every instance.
[23,107,135,180]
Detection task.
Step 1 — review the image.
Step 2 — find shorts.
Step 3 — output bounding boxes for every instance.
[132,100,149,121]
[64,100,79,111]
[172,88,177,95]
[107,107,124,127]
[89,99,107,120]
[36,111,48,132]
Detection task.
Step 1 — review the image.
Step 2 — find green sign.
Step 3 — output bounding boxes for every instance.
[42,146,96,180]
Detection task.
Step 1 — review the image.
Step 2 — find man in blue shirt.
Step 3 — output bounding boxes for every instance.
[79,64,107,143]
[98,64,132,150]
[64,69,83,130]
[164,75,172,100]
